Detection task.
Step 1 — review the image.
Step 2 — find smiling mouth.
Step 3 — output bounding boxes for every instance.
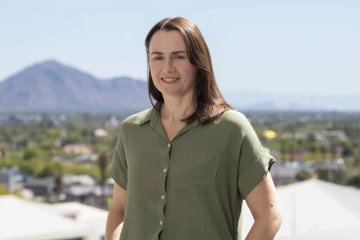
[161,78,180,82]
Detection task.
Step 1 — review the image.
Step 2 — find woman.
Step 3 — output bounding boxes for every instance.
[106,17,282,240]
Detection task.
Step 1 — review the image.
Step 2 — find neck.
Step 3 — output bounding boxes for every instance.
[160,96,196,124]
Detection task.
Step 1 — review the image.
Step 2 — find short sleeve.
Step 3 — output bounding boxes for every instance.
[237,117,276,199]
[109,123,128,190]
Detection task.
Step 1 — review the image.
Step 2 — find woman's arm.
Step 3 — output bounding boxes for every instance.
[106,182,126,240]
[245,172,282,240]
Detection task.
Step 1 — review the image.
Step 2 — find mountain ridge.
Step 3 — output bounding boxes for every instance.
[0,60,150,112]
[0,60,358,112]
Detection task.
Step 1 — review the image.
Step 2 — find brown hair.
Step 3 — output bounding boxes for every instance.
[145,17,232,124]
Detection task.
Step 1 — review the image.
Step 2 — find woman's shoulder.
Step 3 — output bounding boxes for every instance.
[215,109,254,132]
[116,108,152,136]
[217,109,249,125]
[121,108,152,126]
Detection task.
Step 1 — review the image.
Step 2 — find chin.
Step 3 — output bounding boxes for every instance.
[161,91,182,98]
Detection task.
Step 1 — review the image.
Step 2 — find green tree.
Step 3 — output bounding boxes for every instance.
[317,168,346,184]
[353,155,360,167]
[307,133,316,143]
[295,169,312,181]
[97,151,109,187]
[18,138,28,149]
[0,184,8,195]
[97,151,110,208]
[47,128,60,138]
[320,145,327,160]
[37,161,64,178]
[22,148,40,160]
[342,142,353,157]
[53,175,64,195]
[0,147,6,158]
[348,174,360,188]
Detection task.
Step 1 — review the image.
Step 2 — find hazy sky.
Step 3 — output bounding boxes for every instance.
[1,0,359,95]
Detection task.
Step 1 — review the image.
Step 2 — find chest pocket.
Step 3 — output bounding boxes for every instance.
[174,150,220,194]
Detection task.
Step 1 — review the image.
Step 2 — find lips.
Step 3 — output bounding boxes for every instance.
[161,78,180,82]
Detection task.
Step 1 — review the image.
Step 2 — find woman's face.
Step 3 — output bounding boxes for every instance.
[148,30,198,100]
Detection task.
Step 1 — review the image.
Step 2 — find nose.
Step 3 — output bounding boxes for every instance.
[163,58,176,73]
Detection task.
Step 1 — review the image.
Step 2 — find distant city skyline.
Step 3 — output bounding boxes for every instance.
[1,0,359,96]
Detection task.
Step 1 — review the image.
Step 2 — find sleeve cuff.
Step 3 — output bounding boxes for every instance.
[110,157,128,190]
[238,153,276,199]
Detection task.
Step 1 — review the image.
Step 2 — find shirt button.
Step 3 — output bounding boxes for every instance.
[167,143,171,148]
[163,168,167,172]
[160,221,163,225]
[161,195,165,199]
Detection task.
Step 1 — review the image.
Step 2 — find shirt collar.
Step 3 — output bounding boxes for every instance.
[137,101,200,128]
[138,102,161,126]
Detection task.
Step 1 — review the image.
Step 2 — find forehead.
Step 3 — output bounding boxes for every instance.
[149,30,187,52]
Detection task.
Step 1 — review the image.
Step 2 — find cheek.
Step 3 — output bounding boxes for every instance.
[182,64,197,79]
[149,63,161,79]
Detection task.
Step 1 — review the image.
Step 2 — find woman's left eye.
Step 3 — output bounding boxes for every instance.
[175,55,185,59]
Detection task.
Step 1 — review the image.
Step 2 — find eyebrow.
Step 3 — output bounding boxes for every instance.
[150,51,187,55]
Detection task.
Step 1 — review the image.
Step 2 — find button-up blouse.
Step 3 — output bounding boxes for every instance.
[110,102,276,240]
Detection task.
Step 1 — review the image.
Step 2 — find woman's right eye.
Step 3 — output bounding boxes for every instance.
[153,56,162,60]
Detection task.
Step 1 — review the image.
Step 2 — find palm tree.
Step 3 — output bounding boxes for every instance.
[97,151,109,208]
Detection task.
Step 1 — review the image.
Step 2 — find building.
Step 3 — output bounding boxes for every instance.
[241,179,360,239]
[0,195,98,240]
[63,144,94,155]
[0,166,26,193]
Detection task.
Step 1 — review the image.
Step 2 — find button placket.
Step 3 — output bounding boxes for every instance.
[158,142,171,234]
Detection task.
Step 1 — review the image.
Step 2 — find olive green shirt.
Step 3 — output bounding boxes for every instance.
[110,103,276,240]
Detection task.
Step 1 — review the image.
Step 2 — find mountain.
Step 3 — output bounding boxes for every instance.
[0,60,358,112]
[0,60,150,112]
[224,91,360,112]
